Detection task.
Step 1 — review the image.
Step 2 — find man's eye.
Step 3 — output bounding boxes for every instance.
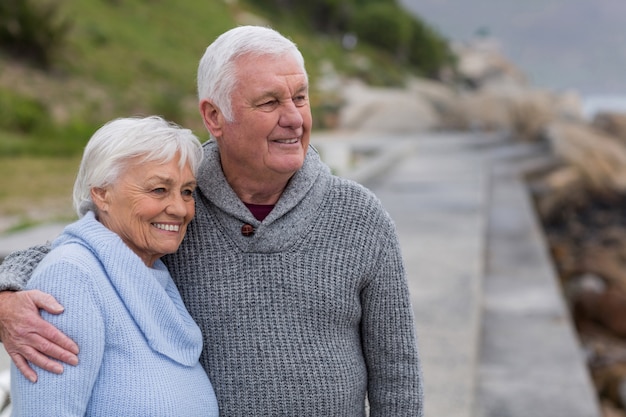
[294,95,308,106]
[259,100,278,109]
[182,189,194,197]
[152,188,166,194]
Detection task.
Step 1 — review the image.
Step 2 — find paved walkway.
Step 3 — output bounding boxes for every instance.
[0,130,603,416]
[317,130,601,417]
[364,133,487,417]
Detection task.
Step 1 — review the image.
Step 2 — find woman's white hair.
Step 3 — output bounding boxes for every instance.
[197,25,307,122]
[73,116,203,217]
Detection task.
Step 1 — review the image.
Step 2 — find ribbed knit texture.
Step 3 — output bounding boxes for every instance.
[9,212,218,416]
[0,141,424,416]
[0,245,51,291]
[164,141,424,416]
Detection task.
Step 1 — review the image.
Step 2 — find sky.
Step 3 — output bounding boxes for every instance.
[399,0,626,100]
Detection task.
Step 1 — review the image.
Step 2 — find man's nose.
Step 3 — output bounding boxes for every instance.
[278,100,304,128]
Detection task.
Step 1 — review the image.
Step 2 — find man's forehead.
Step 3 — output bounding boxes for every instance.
[235,57,307,85]
[235,52,304,71]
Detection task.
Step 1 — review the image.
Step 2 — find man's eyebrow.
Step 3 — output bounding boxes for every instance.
[294,83,309,94]
[256,90,280,100]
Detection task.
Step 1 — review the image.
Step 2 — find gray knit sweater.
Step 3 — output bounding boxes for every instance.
[0,140,423,416]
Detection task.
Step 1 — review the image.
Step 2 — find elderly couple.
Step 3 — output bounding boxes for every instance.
[0,26,423,416]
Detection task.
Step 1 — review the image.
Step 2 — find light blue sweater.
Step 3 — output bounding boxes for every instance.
[10,212,218,416]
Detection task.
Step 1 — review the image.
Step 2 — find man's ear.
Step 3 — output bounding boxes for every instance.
[199,99,224,138]
[91,187,110,213]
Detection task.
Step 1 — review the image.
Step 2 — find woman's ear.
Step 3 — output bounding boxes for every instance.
[90,187,110,213]
[199,99,224,138]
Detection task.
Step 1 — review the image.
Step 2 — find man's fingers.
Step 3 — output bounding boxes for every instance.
[13,314,79,366]
[11,353,39,383]
[0,289,79,381]
[8,331,77,379]
[27,290,64,315]
[36,330,79,365]
[38,319,79,357]
[17,341,65,375]
[24,290,79,355]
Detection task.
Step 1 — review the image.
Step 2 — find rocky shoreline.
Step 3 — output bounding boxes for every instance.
[531,180,626,416]
[327,36,626,417]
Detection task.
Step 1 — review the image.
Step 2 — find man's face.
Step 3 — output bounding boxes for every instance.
[212,53,312,185]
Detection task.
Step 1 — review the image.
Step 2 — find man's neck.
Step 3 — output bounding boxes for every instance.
[220,158,296,205]
[227,175,289,205]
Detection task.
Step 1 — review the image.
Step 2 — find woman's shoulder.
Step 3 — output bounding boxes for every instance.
[29,239,105,292]
[43,238,102,270]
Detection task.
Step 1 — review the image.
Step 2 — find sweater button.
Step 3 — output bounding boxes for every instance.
[241,224,255,236]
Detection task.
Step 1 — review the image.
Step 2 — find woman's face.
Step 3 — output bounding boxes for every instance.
[93,154,197,267]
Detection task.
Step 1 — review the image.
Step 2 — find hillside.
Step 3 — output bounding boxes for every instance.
[0,0,448,230]
[0,0,246,229]
[2,1,232,140]
[0,0,431,150]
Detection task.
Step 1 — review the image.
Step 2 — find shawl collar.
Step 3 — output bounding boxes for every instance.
[195,140,332,252]
[54,212,203,366]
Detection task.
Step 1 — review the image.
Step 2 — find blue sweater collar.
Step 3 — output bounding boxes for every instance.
[55,212,203,366]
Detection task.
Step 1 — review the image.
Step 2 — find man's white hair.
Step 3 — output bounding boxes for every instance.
[197,25,307,122]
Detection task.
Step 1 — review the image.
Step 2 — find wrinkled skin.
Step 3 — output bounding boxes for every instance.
[0,290,79,382]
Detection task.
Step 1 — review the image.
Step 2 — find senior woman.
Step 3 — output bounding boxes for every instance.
[9,116,219,416]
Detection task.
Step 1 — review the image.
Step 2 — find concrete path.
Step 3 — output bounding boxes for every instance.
[0,130,602,417]
[362,133,488,417]
[321,130,602,417]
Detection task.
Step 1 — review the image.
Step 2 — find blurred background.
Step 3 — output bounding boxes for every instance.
[2,1,626,416]
[400,0,626,116]
[0,0,459,232]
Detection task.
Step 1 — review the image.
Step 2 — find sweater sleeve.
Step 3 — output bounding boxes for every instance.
[10,254,106,416]
[360,218,424,417]
[0,244,51,291]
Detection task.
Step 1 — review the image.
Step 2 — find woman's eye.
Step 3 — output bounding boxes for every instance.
[182,189,194,197]
[152,188,166,195]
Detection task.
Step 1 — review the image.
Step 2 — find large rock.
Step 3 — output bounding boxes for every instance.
[405,77,460,129]
[546,121,626,192]
[444,36,584,140]
[447,90,514,132]
[332,37,584,140]
[452,37,527,90]
[593,111,626,143]
[435,87,583,141]
[337,79,439,132]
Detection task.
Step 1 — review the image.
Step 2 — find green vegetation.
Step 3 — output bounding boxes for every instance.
[246,0,455,79]
[0,156,80,226]
[0,0,71,68]
[0,0,238,157]
[0,0,455,230]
